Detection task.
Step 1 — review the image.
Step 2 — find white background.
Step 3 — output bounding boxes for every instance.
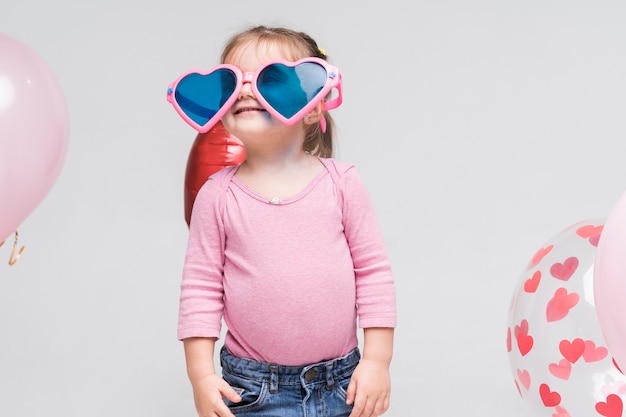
[1,1,625,416]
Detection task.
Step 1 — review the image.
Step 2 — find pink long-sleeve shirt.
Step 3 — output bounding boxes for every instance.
[178,158,396,366]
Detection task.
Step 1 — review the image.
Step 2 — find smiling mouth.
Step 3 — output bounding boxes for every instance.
[235,107,266,114]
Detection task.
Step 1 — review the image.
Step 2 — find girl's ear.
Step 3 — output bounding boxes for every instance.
[303,102,324,126]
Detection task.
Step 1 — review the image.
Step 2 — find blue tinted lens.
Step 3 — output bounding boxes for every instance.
[257,62,327,118]
[175,69,237,126]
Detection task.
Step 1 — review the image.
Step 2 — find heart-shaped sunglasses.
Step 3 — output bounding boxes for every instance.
[166,57,342,133]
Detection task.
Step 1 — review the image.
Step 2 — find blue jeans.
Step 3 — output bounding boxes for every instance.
[220,347,360,417]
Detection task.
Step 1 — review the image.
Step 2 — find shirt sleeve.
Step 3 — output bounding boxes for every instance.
[339,166,397,329]
[177,174,228,340]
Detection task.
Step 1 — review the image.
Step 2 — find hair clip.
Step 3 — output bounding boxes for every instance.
[0,230,25,266]
[318,47,326,56]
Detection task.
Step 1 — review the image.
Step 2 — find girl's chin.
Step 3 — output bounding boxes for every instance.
[224,118,280,136]
[233,110,272,123]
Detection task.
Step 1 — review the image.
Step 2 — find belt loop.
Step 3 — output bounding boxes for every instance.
[325,363,334,388]
[270,365,279,394]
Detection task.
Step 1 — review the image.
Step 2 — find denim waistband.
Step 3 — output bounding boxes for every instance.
[220,347,360,392]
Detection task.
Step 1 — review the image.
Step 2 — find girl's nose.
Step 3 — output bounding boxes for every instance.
[238,72,255,99]
[238,81,255,99]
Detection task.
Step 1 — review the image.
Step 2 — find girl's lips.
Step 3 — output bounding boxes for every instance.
[235,106,266,114]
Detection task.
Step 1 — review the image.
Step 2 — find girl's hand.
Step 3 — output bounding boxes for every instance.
[345,359,391,417]
[192,373,241,417]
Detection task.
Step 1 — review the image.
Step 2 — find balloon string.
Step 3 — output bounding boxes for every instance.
[0,230,25,266]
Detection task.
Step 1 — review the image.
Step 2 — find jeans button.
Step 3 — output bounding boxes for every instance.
[304,369,319,381]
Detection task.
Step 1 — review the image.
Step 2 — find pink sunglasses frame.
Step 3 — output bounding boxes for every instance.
[166,57,342,133]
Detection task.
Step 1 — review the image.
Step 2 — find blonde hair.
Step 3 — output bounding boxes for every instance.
[221,25,335,158]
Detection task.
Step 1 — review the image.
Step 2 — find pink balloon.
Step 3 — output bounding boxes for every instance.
[594,191,626,373]
[0,33,69,242]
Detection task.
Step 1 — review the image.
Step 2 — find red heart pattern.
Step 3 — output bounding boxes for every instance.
[517,368,531,390]
[550,257,579,281]
[540,383,561,407]
[590,234,601,247]
[549,359,572,380]
[576,224,603,239]
[552,406,571,417]
[531,245,553,267]
[559,338,585,363]
[546,287,579,322]
[576,224,604,247]
[583,340,608,363]
[596,394,623,417]
[524,270,542,293]
[515,320,534,356]
[602,380,626,397]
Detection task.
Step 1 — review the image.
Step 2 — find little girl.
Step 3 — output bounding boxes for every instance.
[170,25,396,417]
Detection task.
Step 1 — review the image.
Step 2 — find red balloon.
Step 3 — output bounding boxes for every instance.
[184,121,246,226]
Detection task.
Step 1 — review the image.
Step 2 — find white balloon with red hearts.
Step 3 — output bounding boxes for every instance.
[506,219,626,417]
